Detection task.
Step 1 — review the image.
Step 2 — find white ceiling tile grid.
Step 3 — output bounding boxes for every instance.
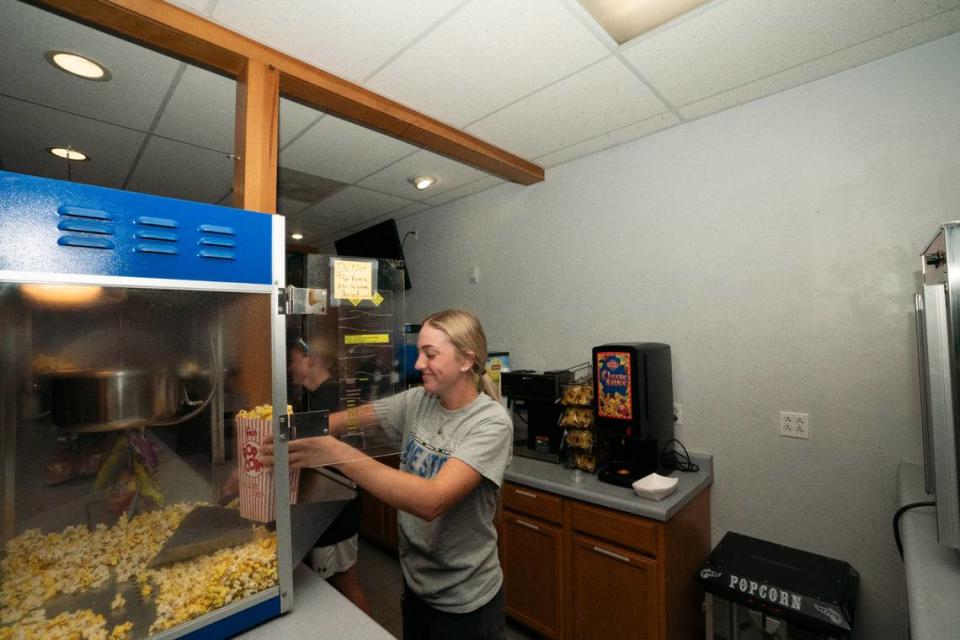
[153,65,236,154]
[622,0,960,109]
[208,0,466,82]
[279,97,324,148]
[467,56,670,160]
[365,0,612,127]
[4,0,960,244]
[280,113,419,184]
[125,136,234,204]
[0,0,181,131]
[296,185,415,228]
[423,175,505,207]
[676,4,960,121]
[357,149,488,201]
[0,96,147,189]
[533,111,681,169]
[164,0,217,16]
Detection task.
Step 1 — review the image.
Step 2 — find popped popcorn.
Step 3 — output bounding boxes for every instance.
[143,532,277,634]
[0,608,109,640]
[1,503,193,625]
[236,404,293,419]
[0,502,279,637]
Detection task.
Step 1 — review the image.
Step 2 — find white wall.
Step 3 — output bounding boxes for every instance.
[398,33,960,640]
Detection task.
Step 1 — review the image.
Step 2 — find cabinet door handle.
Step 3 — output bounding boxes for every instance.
[592,546,630,563]
[515,519,540,531]
[515,489,537,499]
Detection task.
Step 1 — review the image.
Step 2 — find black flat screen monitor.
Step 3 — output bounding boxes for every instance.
[334,218,411,290]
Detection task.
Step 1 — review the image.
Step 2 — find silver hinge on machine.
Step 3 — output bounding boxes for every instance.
[278,286,328,315]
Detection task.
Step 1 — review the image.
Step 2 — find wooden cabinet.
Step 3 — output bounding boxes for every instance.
[499,503,565,638]
[358,455,400,552]
[570,533,658,640]
[498,481,710,640]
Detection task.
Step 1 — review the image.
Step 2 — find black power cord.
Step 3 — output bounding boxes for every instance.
[660,438,699,472]
[893,501,935,560]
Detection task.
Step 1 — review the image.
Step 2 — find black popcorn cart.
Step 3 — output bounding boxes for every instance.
[697,532,858,640]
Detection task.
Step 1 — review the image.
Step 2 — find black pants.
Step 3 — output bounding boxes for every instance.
[401,583,506,640]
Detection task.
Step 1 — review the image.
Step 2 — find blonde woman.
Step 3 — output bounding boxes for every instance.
[263,309,512,639]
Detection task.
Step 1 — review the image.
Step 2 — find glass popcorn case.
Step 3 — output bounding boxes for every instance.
[0,170,354,639]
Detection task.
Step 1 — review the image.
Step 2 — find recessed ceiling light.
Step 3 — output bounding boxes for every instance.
[577,0,710,44]
[291,233,303,240]
[44,50,111,81]
[410,176,436,191]
[47,147,90,161]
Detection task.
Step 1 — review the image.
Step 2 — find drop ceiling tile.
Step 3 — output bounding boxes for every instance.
[278,165,347,211]
[367,0,610,126]
[297,186,414,228]
[622,0,960,108]
[0,0,182,131]
[467,56,667,159]
[280,114,418,184]
[279,97,324,148]
[126,136,234,205]
[387,202,430,220]
[534,112,679,168]
[288,225,337,248]
[286,218,333,232]
[286,219,338,241]
[165,0,216,16]
[210,0,464,82]
[311,240,339,253]
[331,205,428,246]
[153,65,235,153]
[423,175,504,206]
[278,195,310,217]
[333,203,430,241]
[0,96,145,189]
[357,150,486,200]
[294,232,324,247]
[677,7,960,121]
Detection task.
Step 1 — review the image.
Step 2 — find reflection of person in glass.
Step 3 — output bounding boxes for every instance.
[263,309,512,639]
[287,334,371,615]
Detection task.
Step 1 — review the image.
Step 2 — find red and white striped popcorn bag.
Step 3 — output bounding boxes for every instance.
[236,416,300,523]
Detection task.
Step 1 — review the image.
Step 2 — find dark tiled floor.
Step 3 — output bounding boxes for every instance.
[356,537,541,639]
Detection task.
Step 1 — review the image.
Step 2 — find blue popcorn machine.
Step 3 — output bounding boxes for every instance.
[0,170,395,638]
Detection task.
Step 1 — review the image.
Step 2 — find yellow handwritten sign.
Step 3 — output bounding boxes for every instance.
[344,334,390,345]
[333,259,374,300]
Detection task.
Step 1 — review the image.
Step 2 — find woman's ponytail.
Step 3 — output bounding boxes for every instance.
[478,369,500,401]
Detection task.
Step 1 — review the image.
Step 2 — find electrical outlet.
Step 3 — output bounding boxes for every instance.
[673,402,683,425]
[780,411,809,439]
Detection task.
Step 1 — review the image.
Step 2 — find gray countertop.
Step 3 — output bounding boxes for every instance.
[897,462,960,640]
[235,564,394,640]
[505,452,713,521]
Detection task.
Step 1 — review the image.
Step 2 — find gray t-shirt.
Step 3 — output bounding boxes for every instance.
[374,386,513,613]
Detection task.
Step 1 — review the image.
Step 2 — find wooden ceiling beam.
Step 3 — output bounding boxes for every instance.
[234,60,279,214]
[37,0,545,186]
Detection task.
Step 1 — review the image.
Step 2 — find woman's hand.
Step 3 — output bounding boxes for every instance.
[259,436,350,470]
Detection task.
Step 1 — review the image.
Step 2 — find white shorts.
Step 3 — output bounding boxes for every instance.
[307,534,359,579]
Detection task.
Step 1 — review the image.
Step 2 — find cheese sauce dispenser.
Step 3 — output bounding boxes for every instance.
[592,342,673,486]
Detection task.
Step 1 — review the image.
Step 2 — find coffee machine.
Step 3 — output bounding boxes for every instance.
[593,343,673,486]
[502,369,574,463]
